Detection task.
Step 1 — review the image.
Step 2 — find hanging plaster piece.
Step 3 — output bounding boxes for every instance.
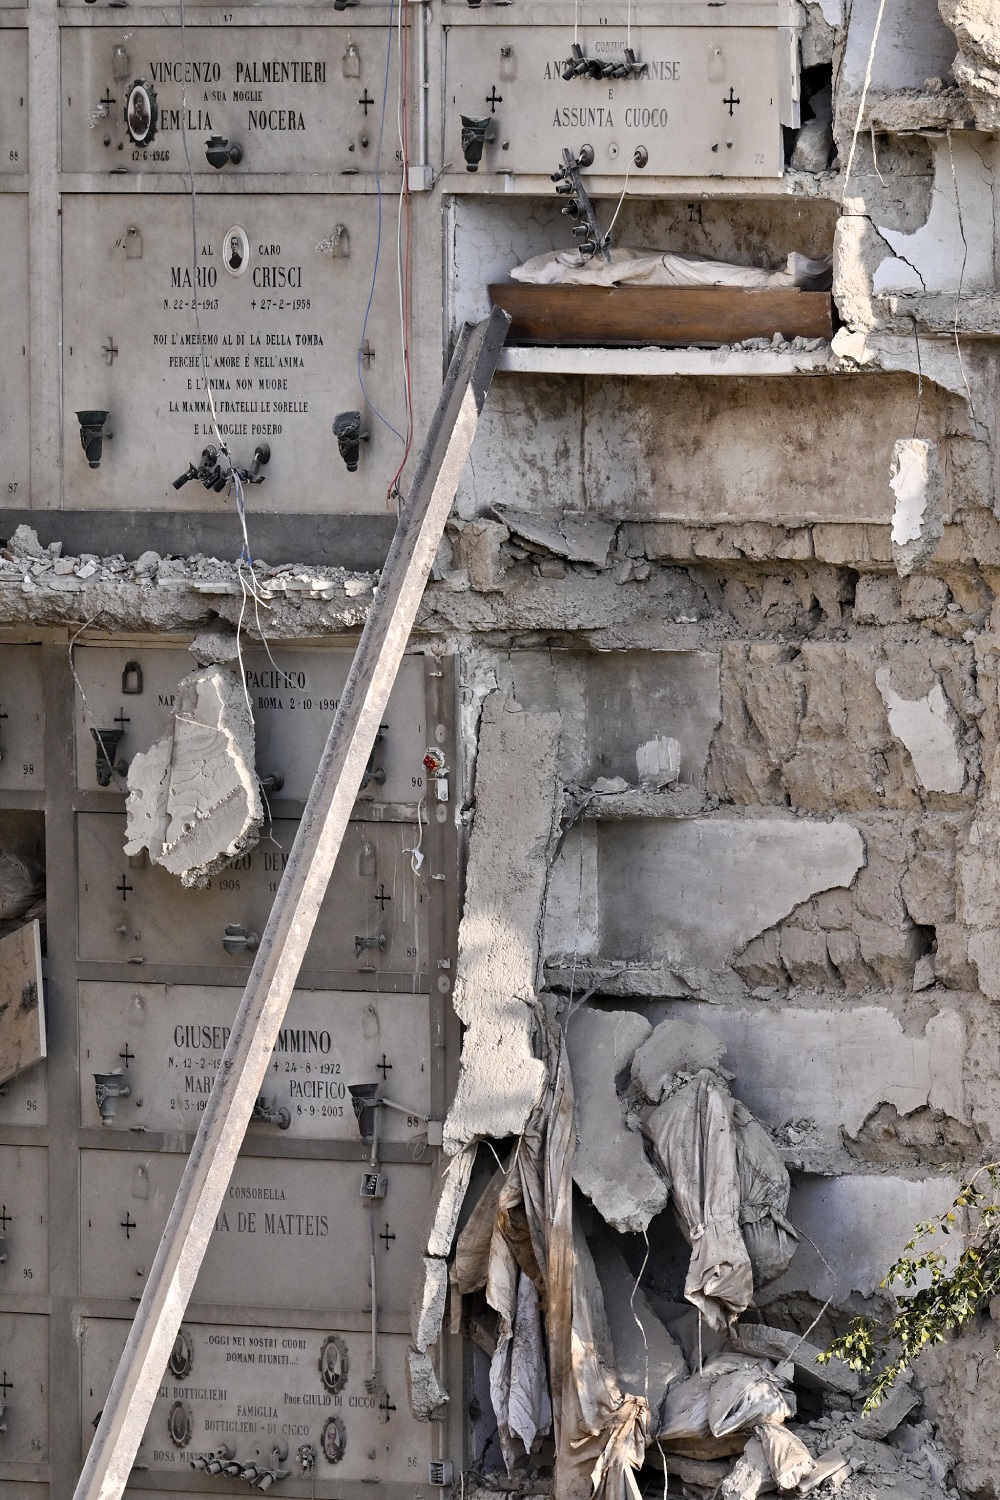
[875,668,964,793]
[443,692,558,1154]
[124,664,263,888]
[411,1256,450,1353]
[187,620,241,667]
[406,1348,450,1423]
[889,438,943,578]
[565,1007,669,1233]
[425,1145,477,1258]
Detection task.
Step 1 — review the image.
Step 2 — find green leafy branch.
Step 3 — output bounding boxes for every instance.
[819,1165,1000,1410]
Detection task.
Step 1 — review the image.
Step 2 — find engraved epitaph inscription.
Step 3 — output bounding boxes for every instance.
[62,196,407,512]
[80,1154,431,1311]
[445,24,783,178]
[71,644,429,803]
[78,983,433,1139]
[0,194,30,498]
[77,813,431,982]
[0,32,28,170]
[81,1320,430,1481]
[61,28,398,176]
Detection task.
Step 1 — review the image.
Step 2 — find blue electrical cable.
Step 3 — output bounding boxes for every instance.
[357,0,406,445]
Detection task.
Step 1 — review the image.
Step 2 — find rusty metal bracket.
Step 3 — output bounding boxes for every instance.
[72,307,510,1500]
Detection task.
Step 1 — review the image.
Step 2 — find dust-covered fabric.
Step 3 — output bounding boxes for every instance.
[641,1071,755,1331]
[731,1103,799,1288]
[509,248,833,291]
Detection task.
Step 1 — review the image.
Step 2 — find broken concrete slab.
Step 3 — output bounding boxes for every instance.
[591,1239,687,1411]
[875,669,964,793]
[443,693,557,1154]
[123,663,263,888]
[853,1370,920,1441]
[631,1018,728,1105]
[729,1324,859,1395]
[890,439,944,578]
[412,1256,450,1353]
[492,505,615,567]
[564,1007,668,1233]
[406,1347,450,1422]
[720,1434,776,1499]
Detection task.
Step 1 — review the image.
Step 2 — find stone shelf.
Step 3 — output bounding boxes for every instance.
[497,345,833,376]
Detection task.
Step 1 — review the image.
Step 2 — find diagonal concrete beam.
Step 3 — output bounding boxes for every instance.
[74,307,510,1500]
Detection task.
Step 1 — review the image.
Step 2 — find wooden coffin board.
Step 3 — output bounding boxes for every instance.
[489,283,834,348]
[0,919,45,1086]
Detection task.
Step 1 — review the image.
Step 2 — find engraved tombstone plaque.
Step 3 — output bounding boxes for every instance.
[0,1146,47,1294]
[72,644,431,803]
[61,27,398,177]
[0,1314,49,1464]
[0,646,44,791]
[80,1153,431,1312]
[0,32,28,169]
[77,813,432,982]
[81,1320,431,1482]
[62,196,407,512]
[0,194,30,497]
[79,983,433,1140]
[445,23,784,179]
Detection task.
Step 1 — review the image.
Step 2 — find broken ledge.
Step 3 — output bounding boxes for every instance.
[580,787,709,819]
[878,292,1000,339]
[498,345,833,377]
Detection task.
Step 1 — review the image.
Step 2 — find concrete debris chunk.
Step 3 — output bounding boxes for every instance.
[124,664,263,888]
[852,1370,919,1441]
[729,1325,858,1396]
[889,439,943,579]
[939,0,1000,129]
[720,1434,776,1499]
[492,505,615,567]
[565,1007,669,1232]
[7,525,46,558]
[406,1347,449,1422]
[631,1018,728,1105]
[636,735,681,791]
[188,620,242,667]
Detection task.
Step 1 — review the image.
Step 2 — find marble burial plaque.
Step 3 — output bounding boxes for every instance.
[72,644,431,803]
[77,813,432,983]
[0,1314,49,1464]
[80,1152,431,1312]
[0,1146,47,1294]
[0,32,28,170]
[79,983,433,1141]
[445,23,784,178]
[0,646,44,791]
[61,27,398,177]
[0,194,29,498]
[62,195,408,513]
[82,1319,431,1483]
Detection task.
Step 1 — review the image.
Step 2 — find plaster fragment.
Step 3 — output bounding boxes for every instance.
[188,620,241,667]
[565,1007,668,1233]
[442,693,557,1154]
[636,735,681,790]
[493,505,615,567]
[631,1018,728,1105]
[889,438,943,577]
[875,669,964,792]
[412,1256,450,1352]
[939,0,1000,128]
[124,664,262,888]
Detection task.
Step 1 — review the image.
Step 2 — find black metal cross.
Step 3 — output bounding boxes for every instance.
[722,88,740,115]
[119,1044,135,1068]
[114,707,130,732]
[120,1213,136,1239]
[116,874,134,902]
[485,86,502,113]
[376,1054,393,1079]
[360,339,375,366]
[379,1392,397,1417]
[0,1372,12,1398]
[358,89,374,115]
[379,1223,396,1250]
[99,88,117,112]
[0,1206,10,1231]
[0,705,7,721]
[103,336,119,366]
[373,884,392,911]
